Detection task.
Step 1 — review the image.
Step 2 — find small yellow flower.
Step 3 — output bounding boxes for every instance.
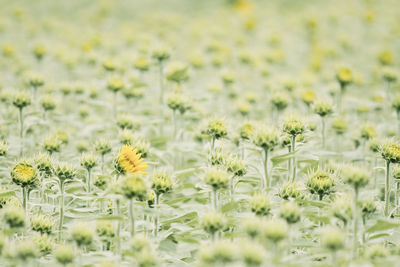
[118,145,148,174]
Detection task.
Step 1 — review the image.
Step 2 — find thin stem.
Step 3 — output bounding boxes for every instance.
[210,137,216,154]
[129,198,135,237]
[212,189,217,210]
[22,187,28,221]
[18,108,24,157]
[332,251,338,267]
[291,135,297,182]
[321,117,326,149]
[159,61,164,105]
[263,148,270,190]
[101,154,105,174]
[287,146,292,181]
[113,91,117,119]
[154,194,160,237]
[396,182,400,216]
[87,169,91,193]
[384,160,391,217]
[58,182,65,241]
[352,187,359,259]
[115,199,121,254]
[172,110,177,139]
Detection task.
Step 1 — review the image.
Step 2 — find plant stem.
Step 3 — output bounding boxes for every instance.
[159,61,164,105]
[384,160,391,217]
[129,198,135,237]
[332,251,338,267]
[172,110,177,139]
[287,146,292,181]
[321,117,326,149]
[396,182,400,216]
[116,199,121,254]
[212,189,217,210]
[18,107,24,157]
[101,154,105,174]
[113,91,117,119]
[154,194,160,237]
[352,187,359,259]
[87,169,91,193]
[291,135,297,182]
[263,148,270,189]
[58,182,65,241]
[210,137,216,154]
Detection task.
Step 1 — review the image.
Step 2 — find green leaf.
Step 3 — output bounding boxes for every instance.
[365,219,400,234]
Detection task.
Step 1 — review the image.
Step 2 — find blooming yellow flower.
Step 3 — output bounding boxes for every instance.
[118,145,148,174]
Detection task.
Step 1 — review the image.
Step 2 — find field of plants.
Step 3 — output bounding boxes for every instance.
[0,0,400,266]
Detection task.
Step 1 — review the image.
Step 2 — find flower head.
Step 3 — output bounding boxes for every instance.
[118,145,148,174]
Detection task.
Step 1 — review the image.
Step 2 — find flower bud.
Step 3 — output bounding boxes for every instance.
[313,100,333,117]
[94,175,111,190]
[0,141,7,156]
[331,194,353,225]
[15,240,39,261]
[226,156,246,177]
[239,122,254,140]
[43,136,61,154]
[204,167,230,191]
[107,76,124,93]
[210,149,228,166]
[331,117,347,135]
[116,114,135,130]
[31,214,53,234]
[241,241,265,267]
[321,226,345,251]
[33,233,53,256]
[80,153,97,171]
[134,57,150,72]
[336,67,352,88]
[95,139,112,155]
[282,116,305,136]
[54,244,75,265]
[130,234,151,253]
[199,240,236,265]
[151,171,173,196]
[33,44,46,60]
[167,93,191,114]
[306,170,335,200]
[3,204,25,228]
[152,46,170,62]
[262,219,288,243]
[251,125,279,151]
[271,92,289,111]
[250,193,271,216]
[40,94,56,111]
[202,118,228,140]
[201,211,226,235]
[366,244,388,259]
[120,175,148,200]
[360,124,376,140]
[54,163,76,183]
[166,62,189,84]
[279,201,301,224]
[301,90,316,106]
[12,92,31,109]
[278,182,302,200]
[380,140,400,163]
[71,223,94,247]
[11,160,37,187]
[341,165,369,189]
[242,217,263,239]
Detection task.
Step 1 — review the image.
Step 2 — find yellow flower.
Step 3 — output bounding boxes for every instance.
[118,145,148,174]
